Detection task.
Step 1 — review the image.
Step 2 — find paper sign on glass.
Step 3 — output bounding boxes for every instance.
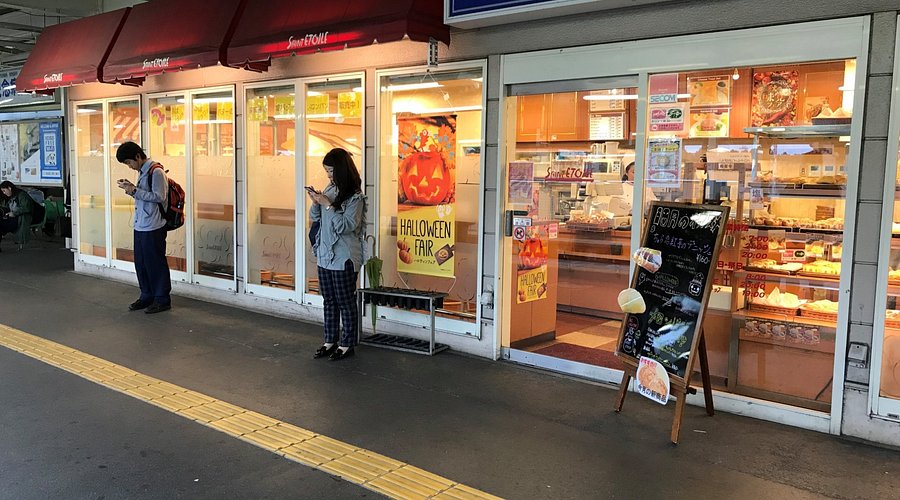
[637,356,671,405]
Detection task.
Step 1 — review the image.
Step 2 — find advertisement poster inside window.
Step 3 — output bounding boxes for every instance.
[688,75,731,107]
[649,103,686,134]
[248,97,268,121]
[516,225,549,304]
[338,92,361,118]
[397,115,457,278]
[689,108,730,138]
[508,161,534,205]
[17,122,43,184]
[752,71,799,126]
[647,138,681,188]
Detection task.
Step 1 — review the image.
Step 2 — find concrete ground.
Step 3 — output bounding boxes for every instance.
[1,237,899,499]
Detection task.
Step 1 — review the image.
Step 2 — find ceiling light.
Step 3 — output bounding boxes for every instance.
[382,82,443,92]
[583,94,638,101]
[732,68,740,80]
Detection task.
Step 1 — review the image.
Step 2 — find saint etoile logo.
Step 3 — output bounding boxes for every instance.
[43,73,63,83]
[142,57,170,70]
[286,32,329,50]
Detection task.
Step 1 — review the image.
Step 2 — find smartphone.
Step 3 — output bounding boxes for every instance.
[304,186,317,193]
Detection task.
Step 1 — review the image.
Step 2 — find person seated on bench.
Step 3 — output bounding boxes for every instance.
[0,180,39,251]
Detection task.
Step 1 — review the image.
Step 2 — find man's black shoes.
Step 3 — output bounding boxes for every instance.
[128,299,151,311]
[145,302,171,314]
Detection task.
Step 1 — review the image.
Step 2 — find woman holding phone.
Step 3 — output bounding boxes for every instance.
[307,148,367,361]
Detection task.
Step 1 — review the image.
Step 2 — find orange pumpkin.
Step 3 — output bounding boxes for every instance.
[517,237,548,270]
[398,151,455,205]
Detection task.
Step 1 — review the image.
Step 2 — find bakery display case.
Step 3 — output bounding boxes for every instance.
[722,124,850,411]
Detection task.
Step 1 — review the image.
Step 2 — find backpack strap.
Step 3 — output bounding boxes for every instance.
[148,162,167,215]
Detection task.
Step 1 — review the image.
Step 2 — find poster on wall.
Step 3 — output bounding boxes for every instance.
[689,108,730,138]
[508,161,534,205]
[396,115,457,278]
[647,137,682,188]
[38,122,61,181]
[0,123,18,182]
[516,225,549,304]
[752,71,799,126]
[18,122,41,183]
[649,103,686,134]
[688,76,731,107]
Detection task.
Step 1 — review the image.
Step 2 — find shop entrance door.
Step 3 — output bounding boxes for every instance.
[500,77,642,382]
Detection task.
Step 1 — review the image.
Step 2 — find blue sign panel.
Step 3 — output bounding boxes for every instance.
[39,121,61,180]
[449,0,554,17]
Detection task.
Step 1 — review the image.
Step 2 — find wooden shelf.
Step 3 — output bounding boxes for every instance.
[734,269,839,286]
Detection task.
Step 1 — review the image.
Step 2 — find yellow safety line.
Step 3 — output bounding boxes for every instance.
[0,324,502,500]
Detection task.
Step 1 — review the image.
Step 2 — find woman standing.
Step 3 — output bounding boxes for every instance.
[0,180,37,251]
[308,148,367,361]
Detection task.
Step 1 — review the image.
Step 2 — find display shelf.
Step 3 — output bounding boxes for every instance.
[750,186,846,198]
[748,224,843,235]
[739,330,835,355]
[743,124,852,137]
[735,269,839,286]
[734,309,836,330]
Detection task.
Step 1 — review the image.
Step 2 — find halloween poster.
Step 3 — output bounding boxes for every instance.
[516,226,549,304]
[397,115,457,278]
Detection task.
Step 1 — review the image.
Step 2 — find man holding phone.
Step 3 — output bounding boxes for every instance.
[115,141,172,314]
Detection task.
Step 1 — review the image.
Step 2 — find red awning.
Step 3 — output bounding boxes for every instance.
[18,9,130,94]
[102,0,246,85]
[225,0,450,70]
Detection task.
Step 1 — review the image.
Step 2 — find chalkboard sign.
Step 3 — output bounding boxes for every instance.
[616,202,730,382]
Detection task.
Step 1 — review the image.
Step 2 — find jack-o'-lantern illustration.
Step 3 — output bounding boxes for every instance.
[397,115,457,206]
[399,151,454,205]
[517,237,548,270]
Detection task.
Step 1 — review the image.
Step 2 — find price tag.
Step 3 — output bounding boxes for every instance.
[781,249,807,262]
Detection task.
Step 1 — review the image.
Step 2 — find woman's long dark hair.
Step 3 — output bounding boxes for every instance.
[323,148,362,210]
[0,180,20,198]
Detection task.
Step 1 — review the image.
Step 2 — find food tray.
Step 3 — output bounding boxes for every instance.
[888,279,900,287]
[748,303,800,316]
[799,308,838,322]
[885,319,900,330]
[565,222,612,232]
[748,182,797,189]
[744,265,797,276]
[811,117,852,125]
[796,271,841,280]
[800,183,846,190]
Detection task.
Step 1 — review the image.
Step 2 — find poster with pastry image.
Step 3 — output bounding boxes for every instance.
[689,108,729,138]
[751,71,799,126]
[637,356,671,405]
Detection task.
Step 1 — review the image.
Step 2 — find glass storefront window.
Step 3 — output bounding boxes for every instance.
[108,100,141,262]
[641,60,856,411]
[379,69,484,322]
[304,78,363,296]
[74,102,106,257]
[148,95,188,271]
[880,130,900,402]
[246,84,297,290]
[503,85,639,366]
[192,90,235,282]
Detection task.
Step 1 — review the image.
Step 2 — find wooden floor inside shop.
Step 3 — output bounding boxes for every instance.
[524,312,624,369]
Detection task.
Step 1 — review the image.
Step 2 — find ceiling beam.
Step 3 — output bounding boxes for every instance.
[0,21,43,33]
[0,39,33,51]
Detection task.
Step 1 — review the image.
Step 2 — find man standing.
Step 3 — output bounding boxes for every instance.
[115,141,172,313]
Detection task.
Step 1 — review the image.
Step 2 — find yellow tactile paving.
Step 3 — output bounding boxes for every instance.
[0,323,503,499]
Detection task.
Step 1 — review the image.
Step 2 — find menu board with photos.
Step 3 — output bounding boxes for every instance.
[617,202,730,380]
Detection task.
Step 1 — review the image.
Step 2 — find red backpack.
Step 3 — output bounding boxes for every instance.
[149,162,186,231]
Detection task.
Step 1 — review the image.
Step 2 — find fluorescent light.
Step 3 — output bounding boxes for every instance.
[306,113,343,119]
[113,124,125,129]
[307,91,323,96]
[382,82,443,92]
[838,85,853,91]
[178,97,233,104]
[583,94,638,101]
[471,78,483,82]
[193,119,233,124]
[273,114,294,120]
[352,87,363,92]
[395,105,482,115]
[77,108,99,114]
